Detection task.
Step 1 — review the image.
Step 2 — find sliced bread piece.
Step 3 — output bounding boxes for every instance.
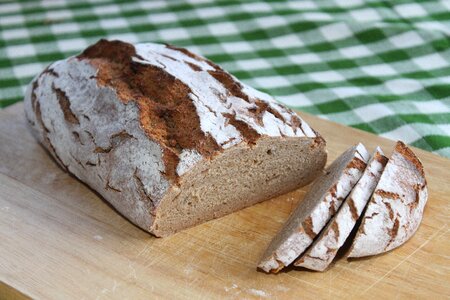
[294,147,388,271]
[258,143,369,273]
[348,141,428,258]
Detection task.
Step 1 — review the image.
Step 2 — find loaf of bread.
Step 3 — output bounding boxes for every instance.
[24,39,327,237]
[258,143,369,273]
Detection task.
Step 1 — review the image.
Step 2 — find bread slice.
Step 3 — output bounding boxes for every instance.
[348,141,428,258]
[258,143,369,273]
[23,39,327,237]
[294,147,388,271]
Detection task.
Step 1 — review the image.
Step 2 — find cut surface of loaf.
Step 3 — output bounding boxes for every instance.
[348,141,428,257]
[23,39,327,237]
[294,147,388,271]
[258,143,369,273]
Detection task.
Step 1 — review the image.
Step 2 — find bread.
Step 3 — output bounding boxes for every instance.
[294,147,388,271]
[258,143,369,273]
[348,141,428,257]
[23,39,327,237]
[258,141,428,273]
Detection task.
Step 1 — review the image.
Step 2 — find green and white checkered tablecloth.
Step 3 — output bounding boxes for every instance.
[1,0,449,157]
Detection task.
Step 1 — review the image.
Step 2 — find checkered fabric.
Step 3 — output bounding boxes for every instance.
[1,0,449,157]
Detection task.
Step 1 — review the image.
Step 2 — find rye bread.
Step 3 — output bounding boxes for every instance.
[348,141,428,257]
[295,147,388,271]
[258,143,369,273]
[23,39,327,237]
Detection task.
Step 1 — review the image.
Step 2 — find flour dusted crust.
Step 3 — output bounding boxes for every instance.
[258,144,369,273]
[348,141,428,257]
[295,147,388,271]
[24,40,327,237]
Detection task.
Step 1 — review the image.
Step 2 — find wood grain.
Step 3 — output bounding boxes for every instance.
[0,103,449,299]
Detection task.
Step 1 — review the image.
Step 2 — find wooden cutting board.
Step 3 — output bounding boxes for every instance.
[0,102,449,299]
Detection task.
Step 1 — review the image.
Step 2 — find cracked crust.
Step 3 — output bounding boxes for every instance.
[348,141,428,258]
[258,143,369,273]
[294,147,388,271]
[24,39,327,236]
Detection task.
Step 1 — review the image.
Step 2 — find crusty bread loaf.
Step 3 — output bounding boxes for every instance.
[348,141,428,257]
[258,143,369,273]
[24,39,327,237]
[294,147,388,271]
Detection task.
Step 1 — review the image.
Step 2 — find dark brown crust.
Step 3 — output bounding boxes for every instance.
[394,141,425,177]
[161,148,179,181]
[248,100,292,130]
[411,183,425,213]
[386,217,400,248]
[327,184,339,215]
[375,190,400,200]
[207,69,250,102]
[329,184,337,198]
[186,61,202,72]
[329,198,339,215]
[302,216,316,239]
[265,105,285,123]
[290,114,307,136]
[53,85,79,125]
[380,198,401,249]
[331,222,340,239]
[383,200,395,220]
[310,136,326,149]
[348,157,367,171]
[247,101,266,126]
[375,151,389,165]
[42,66,60,78]
[166,44,205,62]
[222,113,260,145]
[347,198,359,221]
